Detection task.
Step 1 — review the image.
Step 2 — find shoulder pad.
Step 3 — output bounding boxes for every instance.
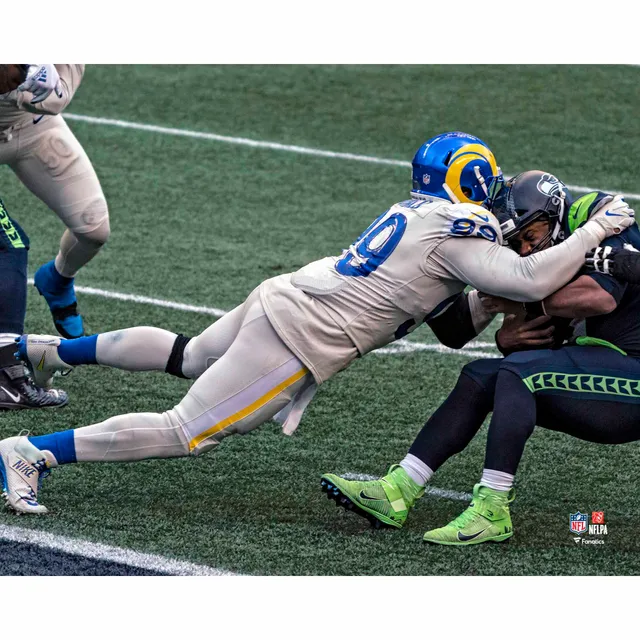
[440,203,502,244]
[567,191,610,234]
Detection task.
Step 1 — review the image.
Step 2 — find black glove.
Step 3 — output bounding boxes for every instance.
[585,247,640,284]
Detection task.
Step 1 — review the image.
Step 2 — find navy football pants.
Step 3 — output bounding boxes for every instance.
[0,199,29,336]
[410,346,640,476]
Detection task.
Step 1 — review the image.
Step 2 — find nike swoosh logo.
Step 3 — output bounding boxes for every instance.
[1,386,21,403]
[605,210,626,217]
[359,490,382,502]
[457,528,488,542]
[36,353,46,371]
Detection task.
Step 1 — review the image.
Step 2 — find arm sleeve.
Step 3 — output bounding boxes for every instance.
[15,65,85,116]
[427,290,495,349]
[431,222,606,302]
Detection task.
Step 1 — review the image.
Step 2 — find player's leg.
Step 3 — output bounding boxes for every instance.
[321,358,499,528]
[17,294,249,388]
[1,297,312,513]
[11,116,110,338]
[0,200,67,409]
[424,345,640,545]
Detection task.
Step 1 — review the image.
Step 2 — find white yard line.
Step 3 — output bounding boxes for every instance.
[64,113,640,201]
[341,473,472,501]
[0,524,239,576]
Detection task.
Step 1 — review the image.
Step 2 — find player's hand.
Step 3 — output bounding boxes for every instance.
[18,64,62,104]
[586,246,640,284]
[496,314,555,352]
[479,293,523,316]
[587,194,635,237]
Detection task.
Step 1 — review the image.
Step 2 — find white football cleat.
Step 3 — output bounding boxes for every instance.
[15,334,73,389]
[0,435,53,514]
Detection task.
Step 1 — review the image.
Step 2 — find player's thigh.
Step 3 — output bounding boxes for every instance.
[11,117,107,233]
[182,286,262,378]
[175,312,311,455]
[536,394,640,444]
[501,345,640,443]
[182,306,245,379]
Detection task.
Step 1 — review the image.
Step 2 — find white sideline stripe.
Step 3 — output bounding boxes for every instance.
[375,339,498,359]
[64,113,408,168]
[0,524,238,576]
[64,113,640,201]
[27,279,501,359]
[341,473,472,502]
[27,278,227,318]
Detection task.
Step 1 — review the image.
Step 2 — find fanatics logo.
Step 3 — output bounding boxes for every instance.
[570,510,608,545]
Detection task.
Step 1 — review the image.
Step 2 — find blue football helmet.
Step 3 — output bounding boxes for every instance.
[411,132,501,205]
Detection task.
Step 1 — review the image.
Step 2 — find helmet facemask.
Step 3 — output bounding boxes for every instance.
[487,173,566,253]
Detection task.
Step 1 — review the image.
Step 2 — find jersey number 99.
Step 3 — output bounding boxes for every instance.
[335,212,407,277]
[450,218,498,243]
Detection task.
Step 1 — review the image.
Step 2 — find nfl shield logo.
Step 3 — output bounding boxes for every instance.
[570,512,588,535]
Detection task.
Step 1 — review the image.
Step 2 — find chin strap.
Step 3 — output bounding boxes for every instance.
[442,183,460,204]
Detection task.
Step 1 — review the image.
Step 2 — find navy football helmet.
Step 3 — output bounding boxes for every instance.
[486,170,567,249]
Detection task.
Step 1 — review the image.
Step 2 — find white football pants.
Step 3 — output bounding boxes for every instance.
[72,288,313,462]
[0,115,109,277]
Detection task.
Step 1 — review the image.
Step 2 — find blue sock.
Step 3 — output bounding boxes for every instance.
[47,260,74,288]
[57,334,99,365]
[29,430,77,465]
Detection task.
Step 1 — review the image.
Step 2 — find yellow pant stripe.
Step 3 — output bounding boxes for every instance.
[188,368,308,451]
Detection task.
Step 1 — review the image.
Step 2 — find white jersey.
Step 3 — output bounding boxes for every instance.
[262,195,605,384]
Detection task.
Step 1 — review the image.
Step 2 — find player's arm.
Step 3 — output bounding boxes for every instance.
[433,210,633,302]
[541,275,619,317]
[481,274,620,318]
[427,290,495,349]
[15,65,85,115]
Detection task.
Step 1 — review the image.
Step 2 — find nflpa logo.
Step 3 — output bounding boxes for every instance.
[592,511,605,525]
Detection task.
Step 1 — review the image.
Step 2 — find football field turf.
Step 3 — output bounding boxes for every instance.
[1,65,639,575]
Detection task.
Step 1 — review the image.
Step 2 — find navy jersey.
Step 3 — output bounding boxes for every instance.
[583,224,640,357]
[553,190,640,357]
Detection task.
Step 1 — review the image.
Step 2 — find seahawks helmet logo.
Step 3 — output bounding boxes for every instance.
[536,173,565,197]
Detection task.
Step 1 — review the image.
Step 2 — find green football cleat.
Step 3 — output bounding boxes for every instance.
[320,465,424,529]
[422,484,515,546]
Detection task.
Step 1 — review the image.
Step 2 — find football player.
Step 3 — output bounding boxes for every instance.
[321,170,640,545]
[0,64,110,339]
[0,133,630,514]
[0,196,67,409]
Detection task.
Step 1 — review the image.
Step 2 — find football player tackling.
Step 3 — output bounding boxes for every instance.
[321,170,640,545]
[0,64,110,339]
[0,133,631,514]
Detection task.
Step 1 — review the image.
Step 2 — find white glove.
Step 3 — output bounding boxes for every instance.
[587,194,635,238]
[18,64,62,104]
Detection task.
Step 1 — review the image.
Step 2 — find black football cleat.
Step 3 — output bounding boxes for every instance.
[0,363,68,410]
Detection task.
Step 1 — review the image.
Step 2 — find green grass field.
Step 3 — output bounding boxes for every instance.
[1,65,639,575]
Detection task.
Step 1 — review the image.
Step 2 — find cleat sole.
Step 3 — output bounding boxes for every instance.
[320,477,401,529]
[422,531,514,546]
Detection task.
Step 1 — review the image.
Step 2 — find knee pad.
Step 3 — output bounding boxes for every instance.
[165,334,192,379]
[71,199,110,246]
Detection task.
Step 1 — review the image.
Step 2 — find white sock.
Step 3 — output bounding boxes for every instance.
[0,333,19,349]
[96,327,178,371]
[74,410,189,462]
[400,453,434,487]
[480,468,514,492]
